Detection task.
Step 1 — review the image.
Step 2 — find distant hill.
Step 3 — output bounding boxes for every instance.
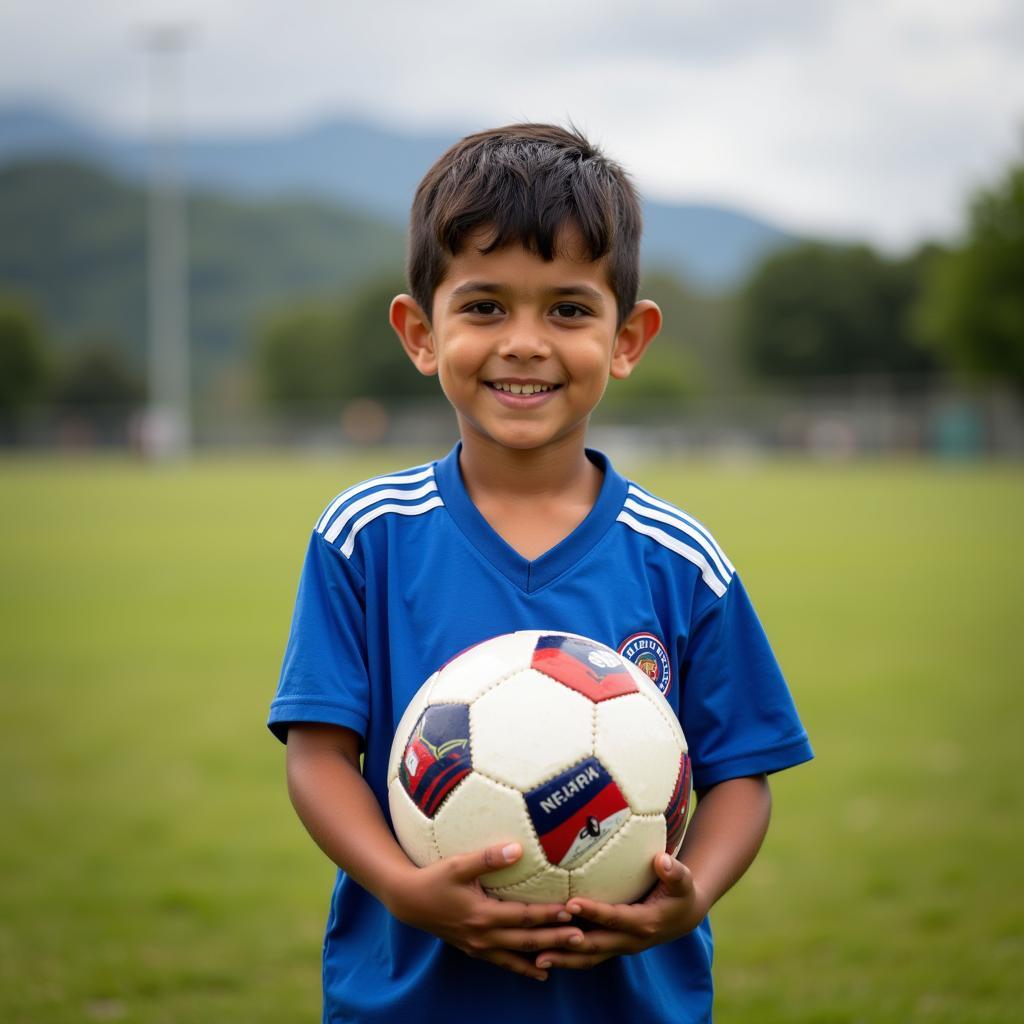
[0,158,404,393]
[0,104,798,289]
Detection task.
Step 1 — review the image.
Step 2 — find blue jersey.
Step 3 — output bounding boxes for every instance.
[269,444,812,1023]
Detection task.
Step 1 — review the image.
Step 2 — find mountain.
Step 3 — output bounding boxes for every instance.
[0,104,798,288]
[0,158,404,392]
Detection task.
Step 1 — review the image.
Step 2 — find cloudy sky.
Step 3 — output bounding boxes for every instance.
[2,0,1022,248]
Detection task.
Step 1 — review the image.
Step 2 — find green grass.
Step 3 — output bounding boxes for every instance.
[1,453,1022,1022]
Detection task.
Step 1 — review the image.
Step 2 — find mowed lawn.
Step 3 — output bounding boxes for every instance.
[1,453,1022,1023]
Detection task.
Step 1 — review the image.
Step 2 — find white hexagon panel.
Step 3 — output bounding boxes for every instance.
[622,659,687,749]
[470,669,593,791]
[430,632,537,704]
[568,815,668,904]
[433,772,544,890]
[594,693,683,813]
[388,777,438,868]
[490,866,570,904]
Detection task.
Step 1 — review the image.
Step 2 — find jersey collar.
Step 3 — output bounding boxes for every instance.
[434,441,628,594]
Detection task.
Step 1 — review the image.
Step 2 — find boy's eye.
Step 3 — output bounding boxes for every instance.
[465,301,502,316]
[552,303,590,319]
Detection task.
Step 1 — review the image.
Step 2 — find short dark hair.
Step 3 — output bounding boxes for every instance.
[407,123,642,326]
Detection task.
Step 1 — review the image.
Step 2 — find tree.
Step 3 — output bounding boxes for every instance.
[0,295,50,417]
[255,300,349,412]
[54,341,145,410]
[254,275,439,414]
[738,243,938,381]
[914,150,1024,390]
[333,276,439,402]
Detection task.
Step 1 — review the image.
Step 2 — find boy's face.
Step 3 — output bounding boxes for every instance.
[393,225,659,457]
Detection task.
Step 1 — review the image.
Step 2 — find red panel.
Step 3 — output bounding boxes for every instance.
[536,781,629,865]
[532,646,638,702]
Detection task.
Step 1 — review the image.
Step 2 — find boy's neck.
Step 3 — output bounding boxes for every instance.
[458,432,601,506]
[457,433,603,561]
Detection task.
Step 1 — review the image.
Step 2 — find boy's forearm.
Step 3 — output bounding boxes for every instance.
[678,774,772,915]
[528,774,773,969]
[285,723,585,981]
[285,725,414,909]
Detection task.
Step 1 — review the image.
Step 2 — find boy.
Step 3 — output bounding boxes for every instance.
[269,124,812,1022]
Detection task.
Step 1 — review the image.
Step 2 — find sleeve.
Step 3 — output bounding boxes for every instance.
[267,530,370,744]
[679,574,813,790]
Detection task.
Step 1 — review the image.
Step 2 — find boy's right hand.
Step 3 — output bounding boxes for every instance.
[384,841,584,982]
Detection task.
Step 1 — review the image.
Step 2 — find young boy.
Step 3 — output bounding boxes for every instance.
[269,124,812,1022]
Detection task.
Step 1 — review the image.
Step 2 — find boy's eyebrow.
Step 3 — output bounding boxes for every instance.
[448,281,606,302]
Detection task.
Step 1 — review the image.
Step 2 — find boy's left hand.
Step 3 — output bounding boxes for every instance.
[533,853,709,971]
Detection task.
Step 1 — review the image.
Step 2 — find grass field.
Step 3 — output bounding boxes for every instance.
[1,452,1022,1023]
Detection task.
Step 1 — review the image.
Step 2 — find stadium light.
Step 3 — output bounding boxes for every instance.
[143,24,192,459]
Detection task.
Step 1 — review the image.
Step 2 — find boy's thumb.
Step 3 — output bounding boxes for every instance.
[454,841,522,880]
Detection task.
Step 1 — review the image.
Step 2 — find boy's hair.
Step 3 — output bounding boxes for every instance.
[408,123,642,327]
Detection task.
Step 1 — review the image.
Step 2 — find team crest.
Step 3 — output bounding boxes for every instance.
[618,632,672,695]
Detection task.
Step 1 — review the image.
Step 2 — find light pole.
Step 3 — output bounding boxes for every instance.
[144,24,191,459]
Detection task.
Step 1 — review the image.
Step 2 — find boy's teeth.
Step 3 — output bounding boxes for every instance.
[494,382,552,395]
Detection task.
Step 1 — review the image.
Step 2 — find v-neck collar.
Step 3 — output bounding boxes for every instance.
[434,442,628,594]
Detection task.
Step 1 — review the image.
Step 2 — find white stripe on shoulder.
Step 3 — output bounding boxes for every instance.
[339,497,445,559]
[626,485,736,575]
[316,464,434,534]
[623,494,732,587]
[616,510,728,598]
[324,481,438,543]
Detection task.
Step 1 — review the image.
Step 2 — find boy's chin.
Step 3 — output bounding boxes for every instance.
[456,411,592,454]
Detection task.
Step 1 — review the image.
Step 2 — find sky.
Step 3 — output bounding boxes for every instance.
[2,0,1022,249]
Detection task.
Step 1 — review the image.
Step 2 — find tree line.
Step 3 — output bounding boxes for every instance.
[251,144,1024,411]
[1,145,1021,428]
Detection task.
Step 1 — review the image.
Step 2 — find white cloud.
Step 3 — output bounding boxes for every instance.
[0,0,1021,248]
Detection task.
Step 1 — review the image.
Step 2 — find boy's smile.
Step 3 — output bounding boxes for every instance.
[394,226,659,459]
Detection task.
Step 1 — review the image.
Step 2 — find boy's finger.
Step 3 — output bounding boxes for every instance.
[564,898,646,934]
[536,948,616,971]
[482,949,548,982]
[451,841,522,881]
[535,928,642,968]
[484,900,575,927]
[487,926,584,953]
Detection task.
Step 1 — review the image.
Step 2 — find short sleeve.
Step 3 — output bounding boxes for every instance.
[267,531,370,744]
[680,575,813,789]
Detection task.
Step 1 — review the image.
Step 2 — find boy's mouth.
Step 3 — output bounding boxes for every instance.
[485,381,562,396]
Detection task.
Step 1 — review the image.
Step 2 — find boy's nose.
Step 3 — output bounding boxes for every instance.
[496,322,552,360]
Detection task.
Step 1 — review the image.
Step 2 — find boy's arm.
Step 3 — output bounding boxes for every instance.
[285,722,587,982]
[531,774,772,971]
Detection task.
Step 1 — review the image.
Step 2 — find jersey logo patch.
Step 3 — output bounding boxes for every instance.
[531,634,638,702]
[525,757,630,866]
[618,632,672,695]
[399,704,472,818]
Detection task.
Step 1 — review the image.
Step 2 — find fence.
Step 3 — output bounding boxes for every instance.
[4,382,1023,459]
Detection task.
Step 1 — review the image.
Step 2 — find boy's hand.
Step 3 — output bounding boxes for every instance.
[533,853,709,971]
[386,841,586,982]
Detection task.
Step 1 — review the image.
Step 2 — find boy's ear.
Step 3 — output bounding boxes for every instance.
[610,300,662,380]
[390,294,437,376]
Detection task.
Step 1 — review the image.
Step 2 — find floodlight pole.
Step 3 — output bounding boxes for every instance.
[144,25,191,459]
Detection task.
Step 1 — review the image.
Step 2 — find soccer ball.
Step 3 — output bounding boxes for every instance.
[387,631,692,904]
